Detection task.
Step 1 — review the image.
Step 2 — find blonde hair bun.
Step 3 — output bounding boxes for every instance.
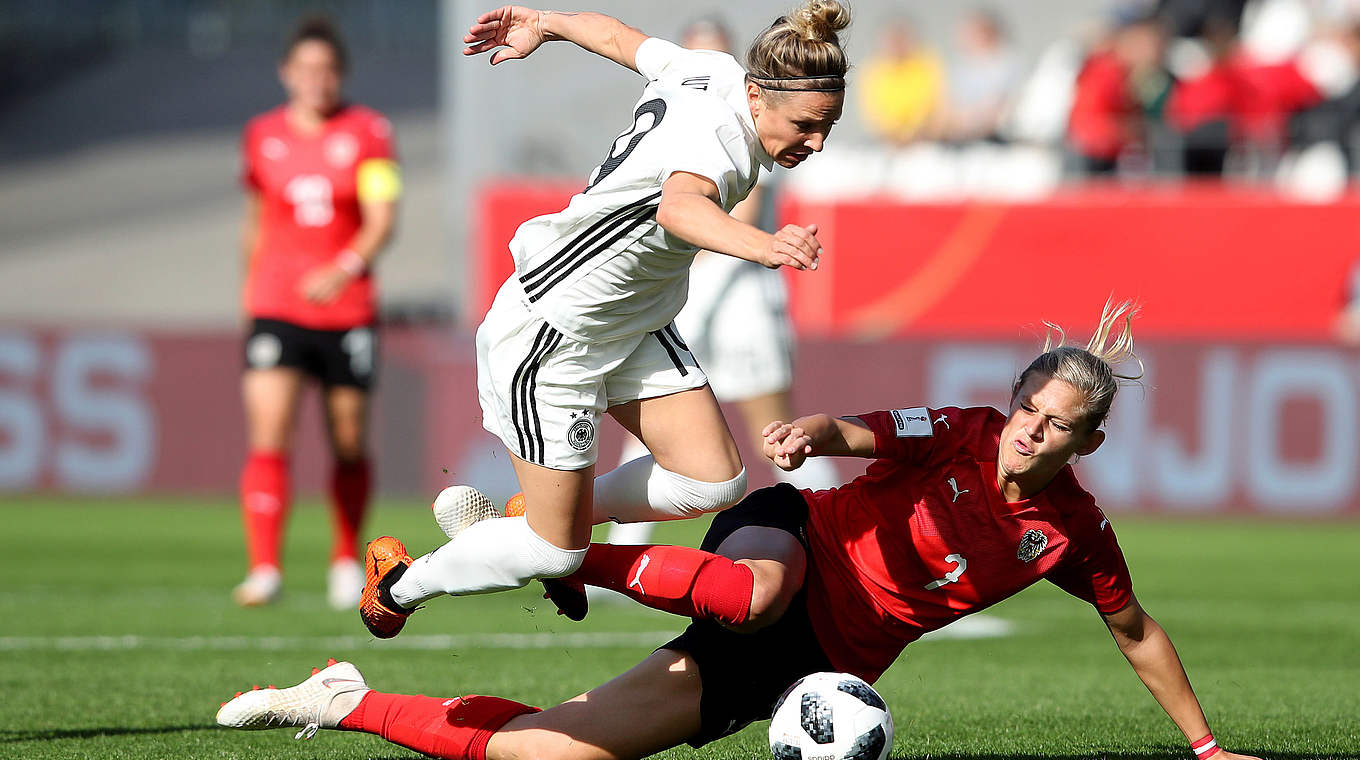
[789,0,851,43]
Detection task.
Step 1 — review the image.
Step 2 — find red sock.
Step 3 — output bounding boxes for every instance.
[338,691,539,760]
[329,458,371,562]
[240,451,290,570]
[571,543,754,626]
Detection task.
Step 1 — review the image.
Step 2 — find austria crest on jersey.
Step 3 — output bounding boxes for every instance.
[1017,529,1048,563]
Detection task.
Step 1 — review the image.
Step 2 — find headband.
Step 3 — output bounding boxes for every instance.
[747,73,846,92]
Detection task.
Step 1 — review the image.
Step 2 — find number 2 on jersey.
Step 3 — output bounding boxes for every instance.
[585,98,666,192]
[923,553,967,590]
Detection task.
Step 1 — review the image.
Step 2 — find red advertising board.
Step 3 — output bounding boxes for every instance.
[2,327,1355,515]
[475,182,1360,339]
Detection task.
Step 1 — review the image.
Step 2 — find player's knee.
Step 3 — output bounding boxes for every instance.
[658,467,747,518]
[728,553,805,633]
[731,577,792,633]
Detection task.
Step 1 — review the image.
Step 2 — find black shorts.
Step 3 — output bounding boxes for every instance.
[662,483,834,747]
[243,318,378,390]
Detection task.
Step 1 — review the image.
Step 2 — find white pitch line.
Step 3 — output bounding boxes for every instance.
[920,615,1016,641]
[0,616,1013,652]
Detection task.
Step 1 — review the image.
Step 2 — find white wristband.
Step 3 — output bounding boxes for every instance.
[335,249,367,277]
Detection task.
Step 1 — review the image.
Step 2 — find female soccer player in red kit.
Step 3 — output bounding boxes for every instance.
[218,301,1260,760]
[233,16,401,609]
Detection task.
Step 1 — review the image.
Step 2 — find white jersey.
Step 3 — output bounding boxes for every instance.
[507,37,773,343]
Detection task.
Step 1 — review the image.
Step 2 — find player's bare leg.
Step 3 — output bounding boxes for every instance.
[236,367,305,605]
[535,386,746,619]
[486,649,704,760]
[711,524,806,633]
[323,384,370,609]
[509,456,597,550]
[243,367,305,452]
[610,385,742,483]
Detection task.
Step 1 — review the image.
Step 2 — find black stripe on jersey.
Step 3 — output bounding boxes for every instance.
[526,204,659,303]
[519,191,662,289]
[652,327,689,377]
[526,330,563,461]
[510,323,553,463]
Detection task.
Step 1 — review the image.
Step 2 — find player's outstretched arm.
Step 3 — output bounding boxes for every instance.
[1102,600,1261,760]
[659,172,821,271]
[762,414,875,471]
[463,6,648,71]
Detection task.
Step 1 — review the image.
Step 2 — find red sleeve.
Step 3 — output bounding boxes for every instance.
[1046,498,1135,614]
[855,406,943,464]
[240,121,262,192]
[361,111,397,161]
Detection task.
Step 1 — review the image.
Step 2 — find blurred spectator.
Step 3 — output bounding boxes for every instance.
[1158,0,1248,37]
[1285,18,1360,170]
[858,18,946,144]
[1167,0,1324,174]
[940,8,1022,142]
[1068,15,1174,173]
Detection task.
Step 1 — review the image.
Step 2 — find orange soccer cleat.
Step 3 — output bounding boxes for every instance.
[503,492,526,517]
[359,537,415,639]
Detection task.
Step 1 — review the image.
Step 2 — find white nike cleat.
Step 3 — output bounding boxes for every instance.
[216,659,370,740]
[327,558,364,610]
[431,485,499,539]
[232,565,282,607]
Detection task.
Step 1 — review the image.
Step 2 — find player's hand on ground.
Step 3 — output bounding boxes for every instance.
[299,263,353,305]
[762,420,813,470]
[464,6,547,64]
[1212,751,1263,760]
[758,223,821,271]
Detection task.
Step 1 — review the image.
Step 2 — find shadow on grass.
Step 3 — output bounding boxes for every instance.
[0,724,213,743]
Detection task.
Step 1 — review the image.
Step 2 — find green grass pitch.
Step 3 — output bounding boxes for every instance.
[2,496,1356,759]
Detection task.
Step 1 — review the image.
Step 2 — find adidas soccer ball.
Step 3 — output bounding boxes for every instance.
[768,672,892,760]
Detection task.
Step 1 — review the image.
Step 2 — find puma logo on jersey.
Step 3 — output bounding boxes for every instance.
[628,554,651,595]
[933,414,950,429]
[947,477,969,503]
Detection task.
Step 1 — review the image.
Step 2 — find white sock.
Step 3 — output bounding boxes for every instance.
[389,516,585,606]
[775,455,840,491]
[606,520,657,545]
[592,456,746,524]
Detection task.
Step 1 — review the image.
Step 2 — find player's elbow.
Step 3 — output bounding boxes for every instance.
[655,195,684,235]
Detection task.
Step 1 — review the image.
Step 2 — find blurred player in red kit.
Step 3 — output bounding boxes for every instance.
[233,16,401,609]
[217,301,1258,760]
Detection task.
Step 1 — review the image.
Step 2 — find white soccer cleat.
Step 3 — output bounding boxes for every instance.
[216,659,370,740]
[327,558,364,610]
[232,565,282,607]
[431,485,500,539]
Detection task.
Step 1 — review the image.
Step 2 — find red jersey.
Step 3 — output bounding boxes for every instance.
[241,104,396,329]
[803,406,1134,682]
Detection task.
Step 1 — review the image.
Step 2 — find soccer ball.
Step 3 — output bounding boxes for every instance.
[768,672,892,760]
[431,485,499,539]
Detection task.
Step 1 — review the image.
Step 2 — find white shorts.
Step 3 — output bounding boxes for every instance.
[477,279,707,470]
[674,255,793,402]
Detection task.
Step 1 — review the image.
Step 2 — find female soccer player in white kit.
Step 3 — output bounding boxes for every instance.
[605,15,842,550]
[359,2,852,637]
